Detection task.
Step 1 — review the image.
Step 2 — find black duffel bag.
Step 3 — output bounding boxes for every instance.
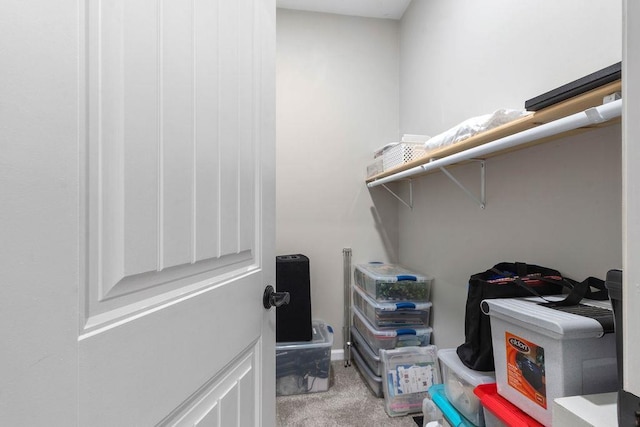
[456,261,608,372]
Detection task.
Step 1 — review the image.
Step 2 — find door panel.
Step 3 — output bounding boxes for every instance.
[157,345,259,426]
[84,0,261,330]
[79,275,263,425]
[79,0,275,424]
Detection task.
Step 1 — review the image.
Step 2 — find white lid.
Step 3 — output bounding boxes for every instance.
[482,296,611,339]
[352,284,432,311]
[352,305,432,338]
[380,344,439,362]
[437,348,495,387]
[355,262,432,282]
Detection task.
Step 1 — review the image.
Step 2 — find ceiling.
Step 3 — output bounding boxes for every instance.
[276,0,411,20]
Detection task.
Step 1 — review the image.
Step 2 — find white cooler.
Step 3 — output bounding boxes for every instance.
[482,296,617,426]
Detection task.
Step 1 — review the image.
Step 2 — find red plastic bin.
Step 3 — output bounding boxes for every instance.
[474,383,544,427]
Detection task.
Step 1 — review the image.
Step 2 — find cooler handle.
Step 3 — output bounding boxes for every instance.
[396,275,417,281]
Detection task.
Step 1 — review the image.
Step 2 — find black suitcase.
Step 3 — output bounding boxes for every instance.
[524,62,621,111]
[276,254,313,342]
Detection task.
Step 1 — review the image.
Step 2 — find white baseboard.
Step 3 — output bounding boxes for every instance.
[331,349,344,361]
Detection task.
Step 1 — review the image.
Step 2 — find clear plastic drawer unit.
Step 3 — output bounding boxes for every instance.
[350,325,383,376]
[354,263,432,302]
[351,346,384,398]
[352,284,431,328]
[352,305,432,353]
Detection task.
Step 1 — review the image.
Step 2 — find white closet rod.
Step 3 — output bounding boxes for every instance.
[367,99,622,188]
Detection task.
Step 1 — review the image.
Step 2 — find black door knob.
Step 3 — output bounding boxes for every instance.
[263,285,290,309]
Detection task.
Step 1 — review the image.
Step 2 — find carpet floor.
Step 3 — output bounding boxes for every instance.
[276,361,421,427]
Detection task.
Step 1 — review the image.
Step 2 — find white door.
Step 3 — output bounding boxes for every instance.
[0,0,276,426]
[624,0,640,396]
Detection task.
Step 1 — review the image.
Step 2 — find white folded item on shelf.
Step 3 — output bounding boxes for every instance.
[424,109,532,154]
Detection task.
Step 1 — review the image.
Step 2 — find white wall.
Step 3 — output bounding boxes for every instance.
[276,10,400,349]
[400,0,622,133]
[398,0,623,349]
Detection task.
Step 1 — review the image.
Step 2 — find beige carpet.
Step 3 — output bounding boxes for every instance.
[276,361,420,427]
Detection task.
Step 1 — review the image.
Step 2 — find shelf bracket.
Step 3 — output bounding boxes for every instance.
[438,159,486,209]
[381,180,413,210]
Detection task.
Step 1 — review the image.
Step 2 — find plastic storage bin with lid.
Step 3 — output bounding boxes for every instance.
[275,320,333,396]
[473,383,543,427]
[350,324,383,376]
[351,345,384,398]
[354,262,433,302]
[352,284,432,328]
[438,348,496,426]
[482,296,617,426]
[429,383,476,427]
[421,397,445,427]
[352,304,432,353]
[381,345,441,417]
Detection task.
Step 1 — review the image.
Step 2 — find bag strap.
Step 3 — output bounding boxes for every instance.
[537,276,608,307]
[585,277,609,300]
[543,277,585,307]
[488,268,609,306]
[489,267,574,304]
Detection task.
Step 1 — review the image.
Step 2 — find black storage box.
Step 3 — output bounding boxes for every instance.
[605,269,623,388]
[276,254,313,342]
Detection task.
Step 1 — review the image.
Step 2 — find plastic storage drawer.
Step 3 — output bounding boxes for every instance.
[351,324,383,376]
[276,320,333,396]
[354,263,432,302]
[352,305,432,353]
[352,284,432,328]
[352,346,383,398]
[438,348,496,426]
[381,345,440,417]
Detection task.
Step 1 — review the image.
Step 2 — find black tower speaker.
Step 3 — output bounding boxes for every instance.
[276,254,312,342]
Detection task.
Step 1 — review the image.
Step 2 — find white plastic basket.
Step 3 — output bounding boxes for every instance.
[382,143,428,171]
